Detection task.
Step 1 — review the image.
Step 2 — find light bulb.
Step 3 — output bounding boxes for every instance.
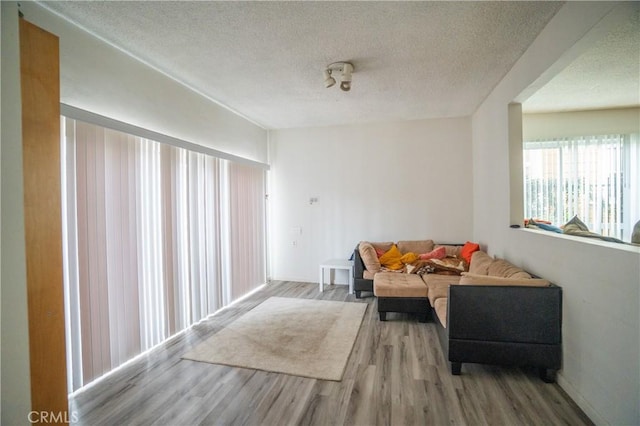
[323,69,336,88]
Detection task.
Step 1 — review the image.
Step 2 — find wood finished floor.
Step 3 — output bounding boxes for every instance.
[70,281,592,426]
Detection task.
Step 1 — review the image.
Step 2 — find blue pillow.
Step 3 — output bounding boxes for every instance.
[536,222,563,233]
[529,218,563,233]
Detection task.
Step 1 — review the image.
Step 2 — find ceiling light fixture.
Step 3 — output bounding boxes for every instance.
[324,62,354,92]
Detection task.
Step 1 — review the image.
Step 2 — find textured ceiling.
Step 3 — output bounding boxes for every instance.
[40,1,570,129]
[523,7,640,114]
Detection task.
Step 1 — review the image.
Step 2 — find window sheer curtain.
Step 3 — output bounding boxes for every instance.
[524,134,639,240]
[62,117,266,391]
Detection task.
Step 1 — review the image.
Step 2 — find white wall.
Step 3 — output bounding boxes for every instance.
[472,2,639,425]
[1,3,33,424]
[523,107,640,140]
[270,117,472,283]
[20,2,268,163]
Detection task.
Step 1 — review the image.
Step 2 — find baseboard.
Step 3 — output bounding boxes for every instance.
[271,277,315,284]
[272,277,349,286]
[557,373,607,425]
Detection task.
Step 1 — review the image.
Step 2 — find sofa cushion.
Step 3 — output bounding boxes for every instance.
[426,285,449,306]
[433,298,448,328]
[363,270,376,280]
[371,241,394,252]
[379,244,404,270]
[373,272,428,298]
[423,274,460,305]
[468,251,493,275]
[459,272,550,287]
[422,273,462,288]
[487,259,532,279]
[358,242,381,273]
[397,240,435,255]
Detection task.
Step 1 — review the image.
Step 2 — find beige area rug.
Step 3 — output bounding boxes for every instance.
[182,296,367,381]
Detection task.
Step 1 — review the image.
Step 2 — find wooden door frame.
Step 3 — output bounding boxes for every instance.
[20,17,69,423]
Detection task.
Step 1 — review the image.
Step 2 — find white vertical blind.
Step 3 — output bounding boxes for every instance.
[229,162,267,300]
[61,117,267,391]
[523,134,639,240]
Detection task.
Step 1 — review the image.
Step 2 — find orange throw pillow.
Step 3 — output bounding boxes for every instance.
[460,241,480,264]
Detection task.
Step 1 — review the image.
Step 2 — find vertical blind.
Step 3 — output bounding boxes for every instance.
[61,117,267,391]
[523,133,639,240]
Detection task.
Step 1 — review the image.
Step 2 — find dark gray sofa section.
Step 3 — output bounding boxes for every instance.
[435,284,562,383]
[352,244,374,298]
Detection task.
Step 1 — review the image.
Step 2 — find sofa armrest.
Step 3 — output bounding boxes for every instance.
[448,284,562,345]
[353,245,366,279]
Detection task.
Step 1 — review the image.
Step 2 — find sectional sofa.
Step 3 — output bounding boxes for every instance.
[352,240,563,382]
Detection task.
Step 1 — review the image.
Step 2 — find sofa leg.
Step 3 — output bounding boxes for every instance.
[379,312,387,321]
[451,362,462,375]
[539,368,557,383]
[355,290,361,299]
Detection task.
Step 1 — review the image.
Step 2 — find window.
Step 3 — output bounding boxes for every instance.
[523,133,639,241]
[61,117,267,391]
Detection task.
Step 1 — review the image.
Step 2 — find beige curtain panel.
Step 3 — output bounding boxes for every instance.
[62,117,267,391]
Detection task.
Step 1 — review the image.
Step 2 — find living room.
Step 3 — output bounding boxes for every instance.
[2,1,639,425]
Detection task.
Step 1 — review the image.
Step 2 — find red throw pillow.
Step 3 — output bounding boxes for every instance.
[418,246,446,260]
[375,247,386,258]
[461,241,480,264]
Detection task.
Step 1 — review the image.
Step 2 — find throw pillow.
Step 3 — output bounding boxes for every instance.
[536,222,563,233]
[563,215,589,233]
[529,218,562,233]
[633,220,640,244]
[419,246,447,260]
[400,252,418,264]
[460,241,480,264]
[379,244,404,270]
[459,272,550,287]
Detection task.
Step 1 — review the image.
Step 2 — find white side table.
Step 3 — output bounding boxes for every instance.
[319,259,354,294]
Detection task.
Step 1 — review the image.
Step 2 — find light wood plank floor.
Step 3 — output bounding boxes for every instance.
[70,281,592,425]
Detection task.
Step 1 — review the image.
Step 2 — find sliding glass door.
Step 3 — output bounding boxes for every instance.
[61,117,267,391]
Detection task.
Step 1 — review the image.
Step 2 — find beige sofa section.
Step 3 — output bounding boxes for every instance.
[374,272,428,298]
[431,250,551,327]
